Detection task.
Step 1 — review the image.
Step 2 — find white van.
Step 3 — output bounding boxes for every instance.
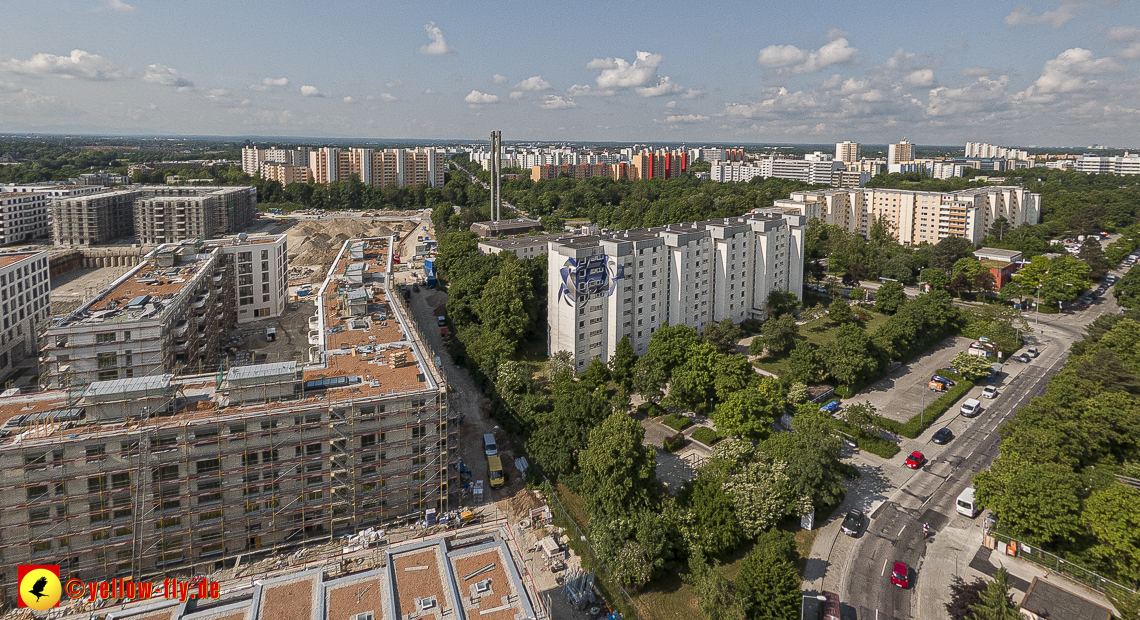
[957,487,981,518]
[483,433,498,456]
[960,398,982,417]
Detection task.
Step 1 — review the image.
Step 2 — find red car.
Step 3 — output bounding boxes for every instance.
[905,451,925,469]
[891,561,910,588]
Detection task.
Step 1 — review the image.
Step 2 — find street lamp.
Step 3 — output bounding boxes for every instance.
[801,594,828,620]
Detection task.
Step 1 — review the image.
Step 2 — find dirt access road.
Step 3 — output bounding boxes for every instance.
[406,286,526,505]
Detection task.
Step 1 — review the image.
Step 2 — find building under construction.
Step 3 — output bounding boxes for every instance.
[0,235,456,607]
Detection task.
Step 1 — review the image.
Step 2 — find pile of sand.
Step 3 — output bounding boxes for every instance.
[286,217,411,270]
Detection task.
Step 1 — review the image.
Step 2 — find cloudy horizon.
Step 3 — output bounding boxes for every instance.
[2,0,1139,147]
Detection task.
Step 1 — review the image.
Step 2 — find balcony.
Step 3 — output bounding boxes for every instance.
[309,315,320,330]
[172,320,190,337]
[173,342,189,353]
[193,296,208,310]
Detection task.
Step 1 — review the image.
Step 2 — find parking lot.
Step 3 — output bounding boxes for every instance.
[845,335,978,423]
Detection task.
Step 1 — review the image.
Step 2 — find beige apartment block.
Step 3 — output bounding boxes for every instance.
[52,189,140,246]
[1,235,456,599]
[0,251,50,383]
[261,161,311,185]
[133,186,258,245]
[308,147,446,188]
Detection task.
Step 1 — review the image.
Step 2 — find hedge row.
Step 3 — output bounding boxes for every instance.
[878,378,976,438]
[662,413,692,431]
[833,420,900,459]
[691,427,721,446]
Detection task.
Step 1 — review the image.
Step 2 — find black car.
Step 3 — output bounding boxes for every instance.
[930,374,957,387]
[1012,353,1030,363]
[840,510,864,536]
[932,428,954,444]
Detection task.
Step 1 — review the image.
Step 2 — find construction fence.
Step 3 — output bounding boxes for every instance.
[985,528,1138,602]
[543,480,646,620]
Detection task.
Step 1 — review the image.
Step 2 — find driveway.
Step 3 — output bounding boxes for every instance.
[847,336,975,423]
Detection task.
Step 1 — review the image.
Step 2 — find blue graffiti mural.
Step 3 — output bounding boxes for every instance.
[558,254,624,306]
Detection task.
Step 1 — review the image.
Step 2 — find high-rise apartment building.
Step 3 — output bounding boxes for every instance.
[1075,154,1140,175]
[0,251,50,383]
[777,185,1040,245]
[710,157,843,185]
[261,162,312,185]
[0,192,51,243]
[241,146,312,176]
[1,236,456,595]
[888,140,915,164]
[52,189,140,246]
[630,152,688,180]
[133,186,258,245]
[307,148,446,188]
[965,142,1029,160]
[530,163,634,182]
[548,212,805,370]
[835,141,861,163]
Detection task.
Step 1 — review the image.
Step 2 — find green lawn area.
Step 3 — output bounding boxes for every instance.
[753,308,889,378]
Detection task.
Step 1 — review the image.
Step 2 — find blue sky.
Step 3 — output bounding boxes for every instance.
[1,0,1139,146]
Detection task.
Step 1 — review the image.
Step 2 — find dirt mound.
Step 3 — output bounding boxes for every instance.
[286,217,409,271]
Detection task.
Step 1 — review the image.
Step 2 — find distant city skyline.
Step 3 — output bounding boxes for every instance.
[2,1,1140,146]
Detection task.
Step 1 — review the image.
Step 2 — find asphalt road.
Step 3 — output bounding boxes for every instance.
[837,273,1123,619]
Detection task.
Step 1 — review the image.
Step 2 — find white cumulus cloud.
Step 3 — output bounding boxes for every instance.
[1027,47,1118,96]
[300,85,324,97]
[509,91,524,99]
[250,77,289,91]
[3,49,131,80]
[756,37,858,74]
[492,74,508,84]
[905,69,935,87]
[379,93,397,102]
[419,22,456,55]
[663,114,709,123]
[343,96,354,103]
[637,76,683,97]
[1004,1,1083,27]
[106,0,136,12]
[539,95,575,109]
[514,76,552,91]
[143,64,192,88]
[591,51,664,89]
[567,84,614,97]
[464,90,498,104]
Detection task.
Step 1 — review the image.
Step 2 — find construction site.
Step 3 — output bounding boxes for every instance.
[0,234,462,610]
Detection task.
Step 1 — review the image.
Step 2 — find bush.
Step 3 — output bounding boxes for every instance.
[691,427,721,446]
[663,413,692,431]
[877,379,976,439]
[636,402,665,418]
[663,432,686,452]
[833,420,901,459]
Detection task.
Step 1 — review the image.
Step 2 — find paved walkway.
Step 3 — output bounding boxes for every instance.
[639,413,714,494]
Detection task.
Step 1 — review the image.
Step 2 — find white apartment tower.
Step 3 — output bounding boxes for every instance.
[548,212,805,370]
[835,141,861,163]
[0,192,51,243]
[0,251,50,382]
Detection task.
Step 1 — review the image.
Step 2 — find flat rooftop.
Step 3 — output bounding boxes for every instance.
[0,236,443,447]
[0,251,43,268]
[100,534,536,620]
[53,246,213,327]
[477,233,572,250]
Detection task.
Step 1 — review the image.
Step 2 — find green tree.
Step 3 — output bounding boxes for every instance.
[713,381,783,441]
[580,412,658,522]
[580,358,610,392]
[930,236,977,272]
[609,336,638,388]
[945,575,989,620]
[875,281,907,314]
[1115,265,1140,309]
[920,267,950,291]
[736,531,801,620]
[828,297,853,324]
[703,317,743,354]
[840,401,880,435]
[646,323,704,377]
[667,342,720,412]
[760,312,799,356]
[526,384,610,484]
[787,341,823,384]
[974,461,1084,546]
[821,323,880,389]
[678,475,744,556]
[760,410,846,510]
[1079,236,1111,280]
[951,257,995,294]
[950,350,995,380]
[713,353,760,403]
[1083,483,1140,584]
[765,290,800,317]
[544,350,574,380]
[967,568,1020,620]
[988,215,1013,241]
[715,441,793,537]
[632,354,669,403]
[684,550,740,620]
[786,382,809,405]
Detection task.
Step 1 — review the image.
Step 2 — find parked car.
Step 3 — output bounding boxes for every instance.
[1026,347,1039,358]
[1012,353,1031,363]
[905,451,925,469]
[931,374,957,386]
[1079,302,1091,309]
[932,428,954,444]
[928,380,949,392]
[891,561,911,588]
[982,385,998,399]
[840,510,864,537]
[961,398,982,417]
[820,400,842,414]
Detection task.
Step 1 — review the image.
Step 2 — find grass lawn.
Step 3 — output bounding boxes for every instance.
[754,309,889,378]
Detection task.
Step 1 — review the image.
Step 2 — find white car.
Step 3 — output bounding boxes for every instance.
[982,386,998,399]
